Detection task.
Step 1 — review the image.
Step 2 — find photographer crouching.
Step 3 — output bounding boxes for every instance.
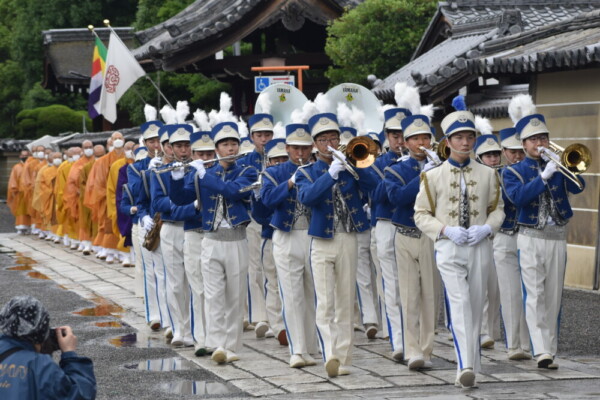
[0,295,96,399]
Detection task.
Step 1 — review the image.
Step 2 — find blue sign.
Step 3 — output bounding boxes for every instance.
[255,77,270,93]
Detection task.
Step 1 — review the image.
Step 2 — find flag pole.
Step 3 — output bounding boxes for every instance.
[103,19,174,109]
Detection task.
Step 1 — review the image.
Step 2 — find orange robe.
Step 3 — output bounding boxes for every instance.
[54,160,75,238]
[19,158,45,227]
[107,157,133,251]
[64,155,92,241]
[32,164,58,231]
[7,160,30,227]
[79,159,97,242]
[84,150,124,250]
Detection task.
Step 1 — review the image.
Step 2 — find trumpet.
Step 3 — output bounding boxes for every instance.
[330,136,379,180]
[419,140,449,166]
[154,154,245,174]
[538,141,591,190]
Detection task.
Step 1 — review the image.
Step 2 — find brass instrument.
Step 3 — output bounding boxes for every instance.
[331,136,379,180]
[143,212,163,251]
[154,154,245,174]
[239,174,263,193]
[538,141,591,190]
[419,140,450,166]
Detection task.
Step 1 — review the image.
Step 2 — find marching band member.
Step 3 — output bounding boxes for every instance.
[384,112,437,370]
[296,112,376,377]
[503,94,585,369]
[494,127,531,360]
[370,105,411,360]
[414,97,504,388]
[240,112,274,337]
[153,122,194,347]
[173,121,257,364]
[261,123,318,368]
[473,131,503,349]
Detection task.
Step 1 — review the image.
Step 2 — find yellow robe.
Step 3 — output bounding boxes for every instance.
[106,158,132,251]
[64,155,92,241]
[79,159,97,242]
[7,160,30,226]
[54,160,74,238]
[32,164,58,231]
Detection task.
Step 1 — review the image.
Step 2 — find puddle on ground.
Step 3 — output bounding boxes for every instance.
[7,265,33,271]
[27,271,50,280]
[14,254,36,265]
[124,357,196,371]
[73,300,124,317]
[108,332,168,349]
[158,380,232,396]
[95,321,123,328]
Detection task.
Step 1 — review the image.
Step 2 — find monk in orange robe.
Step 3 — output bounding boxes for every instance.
[31,152,62,241]
[19,145,47,238]
[84,133,125,263]
[107,140,135,266]
[7,149,31,234]
[78,144,105,255]
[55,147,81,248]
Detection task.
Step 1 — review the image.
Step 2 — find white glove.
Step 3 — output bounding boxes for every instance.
[467,224,492,246]
[328,158,345,180]
[141,215,154,231]
[189,159,206,179]
[327,146,347,162]
[149,157,162,169]
[193,199,200,210]
[253,188,261,199]
[423,160,437,172]
[363,204,371,220]
[170,162,185,181]
[541,160,558,181]
[399,154,410,162]
[290,171,297,184]
[443,226,468,245]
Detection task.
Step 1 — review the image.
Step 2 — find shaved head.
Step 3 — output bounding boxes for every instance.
[93,145,106,158]
[67,147,76,157]
[111,131,124,141]
[124,141,135,151]
[82,140,93,150]
[49,152,62,162]
[106,138,113,147]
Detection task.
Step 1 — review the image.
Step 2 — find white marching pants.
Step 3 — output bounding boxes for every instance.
[131,224,144,297]
[160,222,191,339]
[246,220,267,323]
[395,232,436,361]
[184,230,206,347]
[137,222,169,327]
[369,228,385,332]
[273,229,318,356]
[435,239,491,374]
[517,233,566,357]
[493,232,529,350]
[261,238,284,335]
[310,233,358,366]
[202,235,248,352]
[482,259,502,341]
[374,220,403,351]
[356,230,378,325]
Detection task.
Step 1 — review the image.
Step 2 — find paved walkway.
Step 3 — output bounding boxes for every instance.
[2,233,600,399]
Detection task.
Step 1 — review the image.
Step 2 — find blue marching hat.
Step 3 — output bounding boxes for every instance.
[308,113,340,138]
[285,124,312,146]
[249,114,274,133]
[339,126,357,145]
[134,146,148,161]
[400,115,432,139]
[441,95,476,137]
[474,134,501,157]
[499,127,522,149]
[190,131,215,152]
[265,138,288,159]
[211,122,240,144]
[167,124,192,144]
[239,137,255,155]
[141,121,163,141]
[158,125,171,143]
[515,114,549,141]
[384,108,412,131]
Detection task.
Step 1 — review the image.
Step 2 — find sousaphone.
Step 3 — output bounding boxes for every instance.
[254,83,308,126]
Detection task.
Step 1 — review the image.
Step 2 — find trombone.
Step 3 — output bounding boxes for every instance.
[329,136,379,180]
[538,141,591,190]
[154,153,245,174]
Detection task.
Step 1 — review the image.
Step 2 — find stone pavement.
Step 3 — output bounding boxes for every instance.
[2,232,600,399]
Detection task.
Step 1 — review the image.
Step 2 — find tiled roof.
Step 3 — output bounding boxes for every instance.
[0,139,31,153]
[58,127,141,149]
[468,83,529,118]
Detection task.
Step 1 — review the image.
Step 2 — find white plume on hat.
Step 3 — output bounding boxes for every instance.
[420,104,434,120]
[144,104,157,122]
[159,105,177,124]
[208,92,237,125]
[138,135,145,146]
[273,122,286,139]
[351,106,366,135]
[290,92,329,124]
[475,115,493,136]
[256,94,272,114]
[193,109,211,131]
[237,117,249,138]
[508,94,536,124]
[394,82,421,114]
[337,103,353,127]
[380,104,396,113]
[175,101,190,124]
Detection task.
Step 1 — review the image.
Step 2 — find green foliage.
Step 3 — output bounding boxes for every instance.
[325,0,436,86]
[135,0,194,30]
[15,105,92,139]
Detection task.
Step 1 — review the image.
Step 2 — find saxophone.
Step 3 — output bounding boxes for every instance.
[142,212,163,251]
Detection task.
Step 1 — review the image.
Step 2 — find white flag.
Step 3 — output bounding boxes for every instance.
[99,32,146,123]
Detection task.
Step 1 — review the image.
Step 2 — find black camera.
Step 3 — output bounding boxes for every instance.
[40,328,65,354]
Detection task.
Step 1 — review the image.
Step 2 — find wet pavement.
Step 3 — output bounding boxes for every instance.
[1,231,600,399]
